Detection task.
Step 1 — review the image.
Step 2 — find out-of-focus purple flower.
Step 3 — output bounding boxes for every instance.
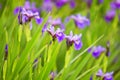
[43,25,65,42]
[65,31,82,50]
[96,69,104,77]
[69,14,90,29]
[14,1,42,29]
[24,1,39,12]
[88,46,106,58]
[85,0,92,8]
[41,0,54,12]
[55,0,76,8]
[69,0,76,8]
[47,16,65,29]
[90,75,93,80]
[14,7,22,15]
[98,0,104,4]
[110,0,120,9]
[105,10,116,22]
[24,1,31,10]
[50,71,56,80]
[96,69,114,80]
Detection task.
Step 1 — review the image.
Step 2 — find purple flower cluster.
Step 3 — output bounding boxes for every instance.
[65,14,90,29]
[42,25,82,50]
[88,46,106,58]
[96,69,114,80]
[54,0,76,8]
[45,16,65,29]
[41,0,76,12]
[41,0,54,12]
[110,0,120,9]
[105,0,120,22]
[14,1,42,29]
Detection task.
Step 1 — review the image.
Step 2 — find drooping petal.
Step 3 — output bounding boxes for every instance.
[74,41,82,50]
[105,10,116,22]
[42,23,48,34]
[14,7,22,15]
[92,51,101,58]
[96,69,104,77]
[69,0,76,8]
[35,17,43,24]
[56,32,65,42]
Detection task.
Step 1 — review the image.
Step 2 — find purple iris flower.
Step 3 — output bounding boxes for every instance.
[50,71,56,80]
[96,69,114,80]
[23,1,39,12]
[47,16,65,29]
[41,0,54,12]
[43,25,65,42]
[88,46,106,58]
[65,31,82,50]
[104,10,116,22]
[99,0,104,3]
[14,1,42,29]
[55,0,76,8]
[110,0,120,9]
[68,14,90,29]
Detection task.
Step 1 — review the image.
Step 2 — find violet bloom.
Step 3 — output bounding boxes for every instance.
[43,25,65,42]
[98,0,104,4]
[47,16,65,29]
[65,31,82,50]
[105,10,116,22]
[41,0,54,12]
[85,0,92,7]
[50,72,56,80]
[96,69,114,80]
[88,46,106,58]
[55,0,75,8]
[14,1,42,29]
[70,14,90,29]
[110,0,120,9]
[90,76,93,80]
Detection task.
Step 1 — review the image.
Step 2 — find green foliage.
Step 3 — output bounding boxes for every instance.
[0,0,120,80]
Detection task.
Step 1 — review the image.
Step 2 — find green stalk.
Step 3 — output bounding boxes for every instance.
[24,24,31,42]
